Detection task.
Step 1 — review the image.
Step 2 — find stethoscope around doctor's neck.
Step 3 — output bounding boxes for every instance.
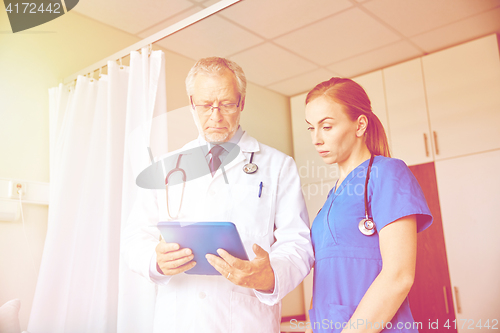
[164,151,259,219]
[327,154,377,236]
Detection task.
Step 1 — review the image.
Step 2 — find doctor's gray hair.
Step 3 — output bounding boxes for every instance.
[185,57,247,99]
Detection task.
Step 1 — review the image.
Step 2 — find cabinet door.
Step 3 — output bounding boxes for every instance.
[435,150,500,330]
[422,34,500,160]
[384,59,434,166]
[352,70,392,148]
[408,162,456,333]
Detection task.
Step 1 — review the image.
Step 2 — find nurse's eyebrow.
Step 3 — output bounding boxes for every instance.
[318,117,334,124]
[305,117,334,125]
[318,117,334,123]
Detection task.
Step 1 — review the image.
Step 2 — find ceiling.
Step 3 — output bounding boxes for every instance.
[73,0,500,96]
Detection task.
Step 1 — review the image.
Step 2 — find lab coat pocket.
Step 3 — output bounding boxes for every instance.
[230,291,280,333]
[229,183,273,237]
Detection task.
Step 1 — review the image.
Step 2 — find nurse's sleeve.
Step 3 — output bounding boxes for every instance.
[122,186,171,285]
[370,158,433,233]
[254,155,314,305]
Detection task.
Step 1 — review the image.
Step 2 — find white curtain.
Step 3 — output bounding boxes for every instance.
[28,48,166,333]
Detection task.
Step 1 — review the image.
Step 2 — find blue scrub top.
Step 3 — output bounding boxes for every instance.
[309,156,432,333]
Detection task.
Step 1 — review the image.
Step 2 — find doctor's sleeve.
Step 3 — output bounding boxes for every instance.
[122,187,171,285]
[254,155,314,305]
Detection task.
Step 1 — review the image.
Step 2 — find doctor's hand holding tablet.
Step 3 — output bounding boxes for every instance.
[155,224,276,292]
[155,241,276,291]
[155,240,196,275]
[206,243,275,292]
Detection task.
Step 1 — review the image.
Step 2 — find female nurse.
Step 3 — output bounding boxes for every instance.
[304,78,432,333]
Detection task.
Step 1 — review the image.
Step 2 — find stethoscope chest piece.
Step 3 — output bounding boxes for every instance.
[359,218,376,236]
[243,152,258,174]
[243,163,258,174]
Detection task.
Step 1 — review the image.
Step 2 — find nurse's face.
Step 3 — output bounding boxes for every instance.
[191,69,244,143]
[305,96,359,165]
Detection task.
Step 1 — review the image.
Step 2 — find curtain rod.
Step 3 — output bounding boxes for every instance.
[63,0,242,84]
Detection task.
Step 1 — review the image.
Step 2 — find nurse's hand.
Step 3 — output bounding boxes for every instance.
[155,240,196,275]
[206,243,275,292]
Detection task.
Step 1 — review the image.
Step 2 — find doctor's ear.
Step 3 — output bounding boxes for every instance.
[240,97,245,112]
[356,115,368,137]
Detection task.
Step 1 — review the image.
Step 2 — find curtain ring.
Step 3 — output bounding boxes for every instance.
[119,57,124,70]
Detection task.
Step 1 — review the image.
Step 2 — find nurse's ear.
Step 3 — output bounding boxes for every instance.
[355,115,368,138]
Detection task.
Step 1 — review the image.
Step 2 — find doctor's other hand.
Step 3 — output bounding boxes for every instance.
[206,243,275,292]
[155,240,196,275]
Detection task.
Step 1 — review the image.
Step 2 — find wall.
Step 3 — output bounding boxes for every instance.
[0,9,296,330]
[241,82,293,156]
[0,11,139,331]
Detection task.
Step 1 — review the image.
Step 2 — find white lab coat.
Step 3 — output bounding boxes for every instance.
[123,131,314,333]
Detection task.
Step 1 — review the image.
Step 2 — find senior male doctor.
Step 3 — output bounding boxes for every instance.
[123,57,313,333]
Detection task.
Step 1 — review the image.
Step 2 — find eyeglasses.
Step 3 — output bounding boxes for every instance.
[190,96,241,115]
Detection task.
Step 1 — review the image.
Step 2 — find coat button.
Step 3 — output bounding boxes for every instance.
[199,292,206,299]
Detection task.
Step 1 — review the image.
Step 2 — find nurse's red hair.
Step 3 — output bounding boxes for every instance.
[306,77,391,158]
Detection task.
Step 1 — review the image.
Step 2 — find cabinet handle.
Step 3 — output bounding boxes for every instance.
[423,133,429,157]
[454,286,462,314]
[443,286,449,314]
[433,131,439,155]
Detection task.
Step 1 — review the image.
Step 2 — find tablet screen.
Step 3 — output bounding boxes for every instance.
[157,221,248,275]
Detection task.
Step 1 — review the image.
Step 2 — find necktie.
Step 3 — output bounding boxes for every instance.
[209,145,225,176]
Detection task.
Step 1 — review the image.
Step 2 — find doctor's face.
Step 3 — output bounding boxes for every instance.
[191,69,244,143]
[305,96,359,165]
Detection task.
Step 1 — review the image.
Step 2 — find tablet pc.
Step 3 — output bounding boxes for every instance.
[157,221,249,275]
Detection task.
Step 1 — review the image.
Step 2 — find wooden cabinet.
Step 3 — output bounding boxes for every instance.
[408,162,456,333]
[422,34,500,160]
[435,150,500,331]
[383,34,500,165]
[384,58,434,166]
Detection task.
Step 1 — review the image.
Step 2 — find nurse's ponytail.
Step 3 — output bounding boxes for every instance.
[306,77,391,157]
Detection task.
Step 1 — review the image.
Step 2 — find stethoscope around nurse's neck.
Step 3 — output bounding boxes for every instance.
[358,154,376,236]
[324,154,377,239]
